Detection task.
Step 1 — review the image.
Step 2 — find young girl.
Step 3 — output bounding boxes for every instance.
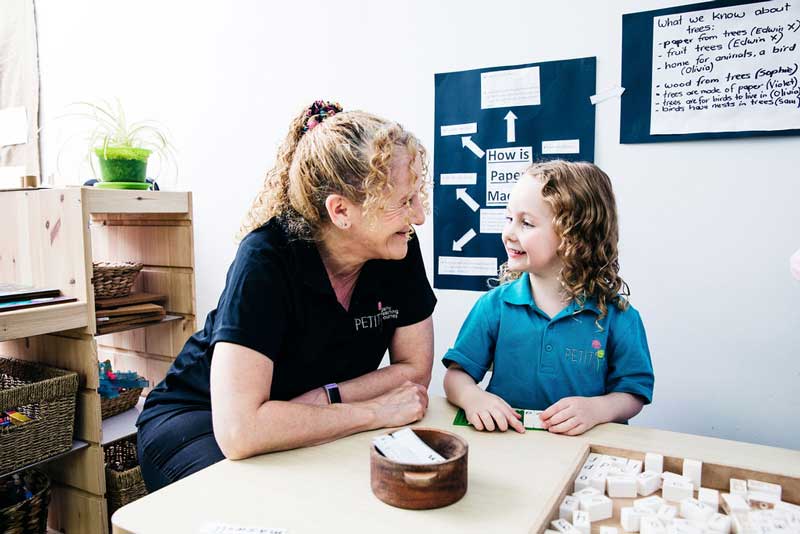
[443,160,654,436]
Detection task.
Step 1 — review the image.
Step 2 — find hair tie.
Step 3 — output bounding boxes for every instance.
[302,100,343,134]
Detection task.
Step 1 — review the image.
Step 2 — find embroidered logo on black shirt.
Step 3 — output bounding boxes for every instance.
[354,301,399,331]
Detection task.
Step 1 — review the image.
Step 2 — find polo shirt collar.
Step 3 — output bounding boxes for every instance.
[290,236,335,296]
[501,273,535,306]
[563,295,601,317]
[501,272,601,315]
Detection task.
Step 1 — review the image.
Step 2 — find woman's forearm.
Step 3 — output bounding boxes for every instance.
[290,361,430,406]
[339,360,430,402]
[216,399,379,459]
[293,317,434,405]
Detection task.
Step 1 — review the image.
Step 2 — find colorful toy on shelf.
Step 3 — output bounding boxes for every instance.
[98,360,148,400]
[0,409,34,428]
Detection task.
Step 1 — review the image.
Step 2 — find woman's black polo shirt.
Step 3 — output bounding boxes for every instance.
[137,218,437,426]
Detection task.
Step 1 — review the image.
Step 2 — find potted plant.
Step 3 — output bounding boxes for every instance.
[58,98,177,189]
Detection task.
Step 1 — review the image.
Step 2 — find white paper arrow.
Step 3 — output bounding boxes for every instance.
[452,228,477,252]
[504,111,517,143]
[456,188,479,212]
[461,136,484,159]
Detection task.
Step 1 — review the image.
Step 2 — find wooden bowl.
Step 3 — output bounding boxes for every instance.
[370,427,468,510]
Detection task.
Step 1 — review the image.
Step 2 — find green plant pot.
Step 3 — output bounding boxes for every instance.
[94,147,151,183]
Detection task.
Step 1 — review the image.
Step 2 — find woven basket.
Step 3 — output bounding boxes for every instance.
[92,261,144,299]
[0,358,79,475]
[0,469,51,534]
[100,387,142,420]
[104,437,147,522]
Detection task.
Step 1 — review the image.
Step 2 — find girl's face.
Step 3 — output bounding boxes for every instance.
[502,174,562,277]
[350,149,425,261]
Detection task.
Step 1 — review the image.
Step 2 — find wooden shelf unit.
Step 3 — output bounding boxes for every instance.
[0,187,196,534]
[0,301,89,342]
[101,398,144,447]
[4,440,90,479]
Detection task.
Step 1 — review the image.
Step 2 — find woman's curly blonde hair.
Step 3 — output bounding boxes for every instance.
[497,160,630,323]
[238,105,428,241]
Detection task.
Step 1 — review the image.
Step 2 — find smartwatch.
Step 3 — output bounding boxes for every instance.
[323,383,342,404]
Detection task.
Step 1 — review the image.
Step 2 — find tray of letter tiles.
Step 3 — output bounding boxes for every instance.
[541,444,800,534]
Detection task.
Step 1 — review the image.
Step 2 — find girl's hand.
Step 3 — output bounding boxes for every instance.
[462,389,525,433]
[540,396,607,435]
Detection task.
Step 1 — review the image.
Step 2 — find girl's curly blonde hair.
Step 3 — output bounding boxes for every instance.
[238,105,428,241]
[497,160,630,322]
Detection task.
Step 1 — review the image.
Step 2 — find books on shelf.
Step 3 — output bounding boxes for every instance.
[0,283,77,313]
[0,283,61,302]
[94,293,168,334]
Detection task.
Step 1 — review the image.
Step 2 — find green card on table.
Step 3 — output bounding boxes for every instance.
[453,408,546,431]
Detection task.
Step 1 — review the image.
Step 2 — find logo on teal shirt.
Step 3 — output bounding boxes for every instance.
[593,339,605,370]
[564,339,605,371]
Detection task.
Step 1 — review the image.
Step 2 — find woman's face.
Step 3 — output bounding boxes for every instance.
[351,149,426,261]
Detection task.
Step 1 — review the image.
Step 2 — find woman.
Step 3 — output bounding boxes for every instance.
[136,101,436,491]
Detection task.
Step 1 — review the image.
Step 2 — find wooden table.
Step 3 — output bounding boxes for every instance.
[112,397,800,533]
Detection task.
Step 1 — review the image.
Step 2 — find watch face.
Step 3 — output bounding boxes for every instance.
[325,384,342,404]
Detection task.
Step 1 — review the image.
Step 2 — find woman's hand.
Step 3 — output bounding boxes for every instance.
[363,381,429,429]
[462,388,525,433]
[539,396,606,436]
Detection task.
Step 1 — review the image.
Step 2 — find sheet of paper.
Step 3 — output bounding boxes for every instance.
[479,208,506,234]
[372,428,445,464]
[198,523,286,534]
[0,107,28,147]
[440,173,477,186]
[485,146,532,207]
[438,256,497,277]
[481,66,541,109]
[650,0,800,135]
[590,86,625,104]
[0,166,26,189]
[542,139,580,154]
[523,409,545,430]
[440,122,478,136]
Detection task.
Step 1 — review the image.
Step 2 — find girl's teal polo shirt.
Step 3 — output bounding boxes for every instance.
[442,273,654,411]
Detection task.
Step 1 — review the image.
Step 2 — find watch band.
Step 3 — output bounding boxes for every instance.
[323,383,341,404]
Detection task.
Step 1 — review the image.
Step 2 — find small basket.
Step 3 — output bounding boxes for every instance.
[104,437,147,522]
[0,358,78,475]
[0,469,51,534]
[100,387,143,420]
[92,261,144,299]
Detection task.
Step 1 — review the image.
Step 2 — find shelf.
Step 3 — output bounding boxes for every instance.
[2,440,89,479]
[95,314,183,337]
[0,187,196,534]
[81,188,190,215]
[0,301,89,342]
[101,397,144,446]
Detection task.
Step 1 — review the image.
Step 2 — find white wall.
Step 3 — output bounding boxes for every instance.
[36,0,800,449]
